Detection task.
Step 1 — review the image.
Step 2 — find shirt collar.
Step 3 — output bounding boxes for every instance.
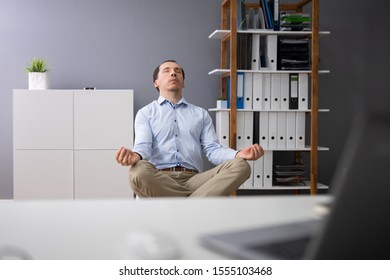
[157,95,188,106]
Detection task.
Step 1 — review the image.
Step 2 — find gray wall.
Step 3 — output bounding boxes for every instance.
[1,0,388,198]
[0,0,221,198]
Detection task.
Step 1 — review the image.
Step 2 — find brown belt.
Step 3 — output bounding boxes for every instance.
[159,167,198,173]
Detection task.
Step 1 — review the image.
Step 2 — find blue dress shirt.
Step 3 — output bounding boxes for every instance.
[132,96,237,172]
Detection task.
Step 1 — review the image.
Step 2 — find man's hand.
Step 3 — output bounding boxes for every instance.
[235,143,264,161]
[115,147,141,166]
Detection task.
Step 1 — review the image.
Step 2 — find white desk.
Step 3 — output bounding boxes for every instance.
[0,195,330,259]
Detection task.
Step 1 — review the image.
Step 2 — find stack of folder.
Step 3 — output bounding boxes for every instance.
[280,12,311,31]
[273,162,306,185]
[277,37,310,70]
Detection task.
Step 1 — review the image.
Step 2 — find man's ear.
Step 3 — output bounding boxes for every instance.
[154,80,159,89]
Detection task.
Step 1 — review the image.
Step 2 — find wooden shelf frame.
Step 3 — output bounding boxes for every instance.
[218,0,321,195]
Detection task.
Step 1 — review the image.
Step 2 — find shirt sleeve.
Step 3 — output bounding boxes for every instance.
[132,106,153,160]
[200,110,238,165]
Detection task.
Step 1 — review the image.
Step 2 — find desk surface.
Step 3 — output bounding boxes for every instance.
[0,195,330,260]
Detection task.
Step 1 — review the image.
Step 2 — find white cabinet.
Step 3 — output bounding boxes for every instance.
[13,89,134,199]
[13,150,74,199]
[73,90,133,149]
[13,91,74,149]
[74,150,132,199]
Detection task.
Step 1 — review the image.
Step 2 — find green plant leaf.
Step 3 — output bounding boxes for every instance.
[25,58,49,72]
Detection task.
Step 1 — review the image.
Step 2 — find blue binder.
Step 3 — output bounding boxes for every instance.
[227,73,245,109]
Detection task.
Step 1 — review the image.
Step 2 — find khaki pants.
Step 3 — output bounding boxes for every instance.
[129,158,250,197]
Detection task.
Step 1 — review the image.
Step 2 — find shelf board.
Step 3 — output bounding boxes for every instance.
[209,108,330,113]
[261,146,329,151]
[209,69,330,75]
[209,29,331,39]
[266,146,330,151]
[208,69,230,75]
[239,30,331,36]
[240,182,329,190]
[208,30,230,39]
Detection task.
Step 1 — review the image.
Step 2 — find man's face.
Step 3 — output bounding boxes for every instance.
[154,61,185,92]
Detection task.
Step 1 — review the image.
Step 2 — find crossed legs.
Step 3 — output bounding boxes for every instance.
[129,158,251,197]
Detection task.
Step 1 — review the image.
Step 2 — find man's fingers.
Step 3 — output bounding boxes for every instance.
[253,146,260,159]
[115,147,132,165]
[252,144,264,159]
[115,147,124,163]
[121,150,130,165]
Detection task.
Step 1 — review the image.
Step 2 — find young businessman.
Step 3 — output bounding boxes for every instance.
[115,60,264,197]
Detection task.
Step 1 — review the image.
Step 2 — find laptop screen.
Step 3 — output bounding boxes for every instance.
[305,111,390,259]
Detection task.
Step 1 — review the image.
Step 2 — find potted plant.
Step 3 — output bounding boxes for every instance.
[216,96,228,109]
[25,58,49,90]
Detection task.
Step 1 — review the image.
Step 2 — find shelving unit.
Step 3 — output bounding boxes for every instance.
[209,0,329,194]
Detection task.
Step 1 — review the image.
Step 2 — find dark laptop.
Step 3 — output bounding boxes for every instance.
[199,110,390,259]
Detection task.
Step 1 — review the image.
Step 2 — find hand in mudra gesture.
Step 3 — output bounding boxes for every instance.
[115,147,141,166]
[235,143,264,161]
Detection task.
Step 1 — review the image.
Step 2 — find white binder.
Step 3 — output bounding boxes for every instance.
[270,73,281,110]
[259,111,269,148]
[286,111,296,149]
[252,73,266,110]
[280,73,290,110]
[216,111,230,147]
[298,73,309,110]
[296,112,306,149]
[238,112,253,189]
[236,111,245,150]
[241,160,254,189]
[268,111,278,149]
[265,34,277,71]
[253,157,264,188]
[252,73,263,110]
[262,73,271,110]
[263,150,273,187]
[251,34,261,70]
[277,112,287,149]
[244,73,253,109]
[244,111,254,147]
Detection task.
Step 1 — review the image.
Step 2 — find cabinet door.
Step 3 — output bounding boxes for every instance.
[13,150,73,199]
[13,90,73,149]
[74,150,133,199]
[74,90,134,149]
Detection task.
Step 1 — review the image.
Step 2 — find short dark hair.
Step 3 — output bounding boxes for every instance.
[153,60,185,92]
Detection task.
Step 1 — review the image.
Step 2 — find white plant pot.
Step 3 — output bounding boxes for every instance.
[216,100,228,109]
[28,72,49,90]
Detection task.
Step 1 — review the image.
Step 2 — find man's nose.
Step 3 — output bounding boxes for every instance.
[171,72,177,77]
